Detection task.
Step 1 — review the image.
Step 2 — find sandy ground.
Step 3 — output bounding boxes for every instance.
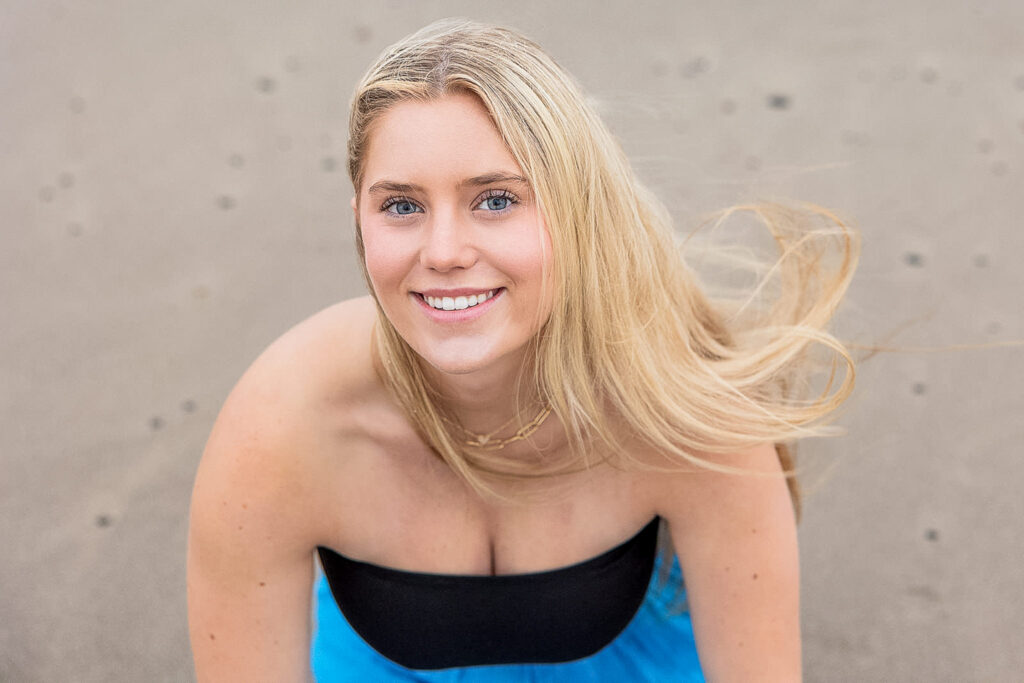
[2,1,1023,681]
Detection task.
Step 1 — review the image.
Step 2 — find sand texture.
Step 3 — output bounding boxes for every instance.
[2,1,1023,681]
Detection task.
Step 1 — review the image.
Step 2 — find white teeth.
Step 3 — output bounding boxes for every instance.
[422,290,496,311]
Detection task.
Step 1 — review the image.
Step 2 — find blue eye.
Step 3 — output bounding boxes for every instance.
[484,196,510,211]
[476,190,518,213]
[380,197,422,216]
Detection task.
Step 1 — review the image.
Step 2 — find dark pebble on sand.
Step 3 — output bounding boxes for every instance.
[680,57,709,78]
[354,25,372,43]
[256,76,276,93]
[904,252,924,267]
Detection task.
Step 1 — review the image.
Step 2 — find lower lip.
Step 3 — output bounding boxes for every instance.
[413,289,504,323]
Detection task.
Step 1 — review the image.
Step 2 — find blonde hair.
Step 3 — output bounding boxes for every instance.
[347,19,859,510]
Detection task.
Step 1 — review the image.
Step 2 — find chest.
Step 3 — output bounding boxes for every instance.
[316,429,659,576]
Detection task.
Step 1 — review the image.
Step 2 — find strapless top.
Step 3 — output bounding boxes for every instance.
[316,517,661,669]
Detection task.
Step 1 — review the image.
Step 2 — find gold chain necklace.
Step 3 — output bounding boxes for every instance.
[442,404,553,451]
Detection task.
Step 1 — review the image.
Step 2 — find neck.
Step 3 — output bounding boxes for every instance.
[422,348,543,436]
[372,328,566,454]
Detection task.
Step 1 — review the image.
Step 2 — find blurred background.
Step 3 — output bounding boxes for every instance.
[2,1,1022,680]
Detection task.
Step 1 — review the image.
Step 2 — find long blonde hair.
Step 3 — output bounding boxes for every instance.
[348,18,859,509]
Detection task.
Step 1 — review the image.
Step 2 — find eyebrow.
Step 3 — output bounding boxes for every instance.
[366,171,529,195]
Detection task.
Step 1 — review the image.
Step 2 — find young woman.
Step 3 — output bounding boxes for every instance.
[187,18,857,682]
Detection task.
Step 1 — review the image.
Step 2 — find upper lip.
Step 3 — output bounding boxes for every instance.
[415,287,500,297]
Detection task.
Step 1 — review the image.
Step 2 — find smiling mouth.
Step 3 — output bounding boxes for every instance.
[417,289,500,311]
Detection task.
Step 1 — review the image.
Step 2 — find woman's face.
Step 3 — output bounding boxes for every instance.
[354,92,554,378]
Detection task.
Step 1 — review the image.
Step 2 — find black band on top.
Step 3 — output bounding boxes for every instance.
[317,517,661,670]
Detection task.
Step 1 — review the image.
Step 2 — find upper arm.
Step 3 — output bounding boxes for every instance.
[187,364,321,683]
[654,443,801,682]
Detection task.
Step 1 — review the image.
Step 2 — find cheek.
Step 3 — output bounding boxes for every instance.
[361,229,410,293]
[498,223,556,316]
[508,219,553,274]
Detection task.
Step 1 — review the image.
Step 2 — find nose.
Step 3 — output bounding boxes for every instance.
[418,211,478,272]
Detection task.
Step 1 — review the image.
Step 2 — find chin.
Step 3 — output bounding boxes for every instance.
[419,350,499,376]
[414,338,525,378]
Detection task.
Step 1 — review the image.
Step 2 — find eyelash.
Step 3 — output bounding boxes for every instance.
[378,189,520,217]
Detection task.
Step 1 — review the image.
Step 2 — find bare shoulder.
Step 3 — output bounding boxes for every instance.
[240,295,380,403]
[641,442,801,680]
[645,442,791,530]
[186,296,380,680]
[191,295,379,538]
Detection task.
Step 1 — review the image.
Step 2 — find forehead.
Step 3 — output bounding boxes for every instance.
[361,92,524,190]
